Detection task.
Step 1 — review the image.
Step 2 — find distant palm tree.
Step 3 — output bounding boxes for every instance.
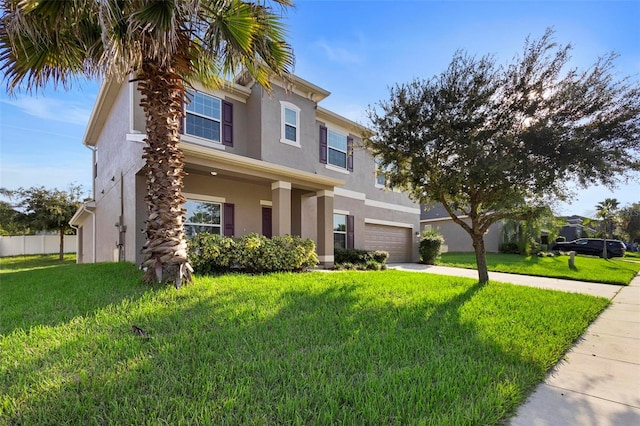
[1,0,294,287]
[595,197,620,258]
[596,198,620,236]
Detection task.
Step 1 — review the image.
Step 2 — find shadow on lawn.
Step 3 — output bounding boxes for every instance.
[2,275,555,425]
[0,262,148,335]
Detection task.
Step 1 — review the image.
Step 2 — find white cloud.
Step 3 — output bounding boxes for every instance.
[315,39,364,64]
[1,96,91,126]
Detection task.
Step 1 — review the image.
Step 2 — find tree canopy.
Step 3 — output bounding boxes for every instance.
[620,203,640,244]
[366,29,640,282]
[8,185,85,260]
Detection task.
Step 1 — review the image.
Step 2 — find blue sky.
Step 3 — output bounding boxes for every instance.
[1,0,638,217]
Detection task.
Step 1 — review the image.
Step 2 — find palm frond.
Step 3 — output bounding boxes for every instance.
[1,0,102,93]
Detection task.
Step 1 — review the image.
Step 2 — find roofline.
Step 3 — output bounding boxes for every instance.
[69,201,96,226]
[83,78,120,147]
[316,107,370,136]
[272,73,331,103]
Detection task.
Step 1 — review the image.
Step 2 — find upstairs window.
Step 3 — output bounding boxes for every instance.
[185,91,222,142]
[328,130,348,168]
[375,158,388,187]
[280,102,300,146]
[320,125,353,171]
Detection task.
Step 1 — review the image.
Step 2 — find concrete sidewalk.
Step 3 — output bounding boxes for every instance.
[388,263,640,425]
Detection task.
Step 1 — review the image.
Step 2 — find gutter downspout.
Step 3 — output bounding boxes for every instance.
[86,207,96,263]
[69,223,79,264]
[84,143,98,263]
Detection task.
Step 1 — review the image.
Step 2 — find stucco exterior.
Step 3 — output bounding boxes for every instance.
[421,217,504,253]
[71,73,421,267]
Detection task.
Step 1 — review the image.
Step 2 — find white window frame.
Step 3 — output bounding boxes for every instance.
[375,157,387,188]
[280,101,301,147]
[184,198,222,238]
[333,213,347,249]
[185,90,222,143]
[327,128,348,170]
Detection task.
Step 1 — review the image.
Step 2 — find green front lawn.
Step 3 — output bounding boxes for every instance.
[437,252,640,285]
[1,255,609,424]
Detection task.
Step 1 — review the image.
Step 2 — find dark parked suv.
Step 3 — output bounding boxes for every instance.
[551,238,626,258]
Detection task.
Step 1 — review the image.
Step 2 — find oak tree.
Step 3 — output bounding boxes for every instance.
[366,29,640,282]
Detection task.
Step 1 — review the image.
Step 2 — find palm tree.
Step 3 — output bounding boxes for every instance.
[596,198,620,237]
[595,198,620,258]
[1,0,294,287]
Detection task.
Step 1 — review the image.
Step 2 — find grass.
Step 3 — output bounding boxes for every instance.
[626,251,640,259]
[1,255,610,425]
[437,252,640,285]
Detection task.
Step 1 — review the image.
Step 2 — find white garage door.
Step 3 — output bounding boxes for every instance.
[364,224,412,263]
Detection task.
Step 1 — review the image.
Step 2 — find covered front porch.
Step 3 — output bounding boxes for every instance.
[178,143,345,268]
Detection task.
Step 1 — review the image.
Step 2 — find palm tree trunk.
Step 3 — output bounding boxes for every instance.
[137,61,192,287]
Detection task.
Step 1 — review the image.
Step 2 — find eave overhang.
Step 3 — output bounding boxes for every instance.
[182,143,345,192]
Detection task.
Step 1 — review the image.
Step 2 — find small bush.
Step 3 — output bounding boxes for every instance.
[188,233,236,275]
[372,250,389,263]
[536,251,555,257]
[188,233,318,275]
[499,242,520,254]
[334,248,389,270]
[555,236,566,243]
[419,230,444,264]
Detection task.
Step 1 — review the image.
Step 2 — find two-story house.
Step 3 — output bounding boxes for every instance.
[70,72,421,267]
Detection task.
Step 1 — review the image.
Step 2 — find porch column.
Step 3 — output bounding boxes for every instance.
[271,181,292,236]
[316,190,334,268]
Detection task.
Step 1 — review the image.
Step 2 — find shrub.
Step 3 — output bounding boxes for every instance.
[188,233,237,275]
[555,236,566,243]
[419,230,444,264]
[499,242,520,254]
[372,250,389,263]
[334,248,389,270]
[188,233,317,275]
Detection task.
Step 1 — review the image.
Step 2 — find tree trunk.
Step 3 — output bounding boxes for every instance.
[59,226,64,261]
[472,233,489,283]
[137,61,192,288]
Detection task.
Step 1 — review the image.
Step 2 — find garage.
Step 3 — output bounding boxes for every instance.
[364,224,412,263]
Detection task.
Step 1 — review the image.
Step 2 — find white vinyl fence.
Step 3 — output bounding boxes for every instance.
[0,235,77,257]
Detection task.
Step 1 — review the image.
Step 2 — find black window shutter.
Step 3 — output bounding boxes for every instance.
[347,215,354,249]
[222,100,233,146]
[262,207,272,238]
[179,102,185,134]
[347,136,354,172]
[224,203,235,236]
[319,125,328,164]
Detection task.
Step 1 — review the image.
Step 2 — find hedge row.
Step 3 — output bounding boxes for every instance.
[334,248,389,270]
[188,233,318,274]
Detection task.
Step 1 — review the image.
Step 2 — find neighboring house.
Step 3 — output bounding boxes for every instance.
[420,204,503,253]
[70,73,421,267]
[558,215,594,241]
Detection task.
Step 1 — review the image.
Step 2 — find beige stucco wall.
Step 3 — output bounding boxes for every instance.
[302,193,420,262]
[92,83,145,263]
[77,220,93,263]
[422,219,503,253]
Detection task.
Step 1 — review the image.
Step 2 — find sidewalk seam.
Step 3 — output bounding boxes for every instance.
[545,383,640,410]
